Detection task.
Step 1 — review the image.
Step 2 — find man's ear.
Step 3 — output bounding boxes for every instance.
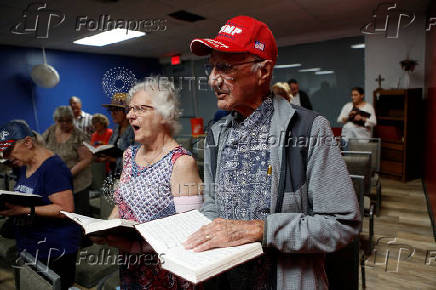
[257,60,273,86]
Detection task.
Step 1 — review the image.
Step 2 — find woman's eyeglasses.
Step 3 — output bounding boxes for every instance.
[204,59,263,76]
[57,118,73,123]
[125,105,154,115]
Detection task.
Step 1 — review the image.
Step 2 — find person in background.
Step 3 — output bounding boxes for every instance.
[0,120,80,290]
[184,15,360,289]
[288,78,313,109]
[337,87,376,141]
[43,106,93,215]
[95,78,203,289]
[90,113,113,147]
[101,93,135,178]
[272,82,293,102]
[69,96,94,137]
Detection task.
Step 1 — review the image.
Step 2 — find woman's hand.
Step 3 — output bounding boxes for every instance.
[71,145,93,176]
[0,203,29,216]
[77,145,93,161]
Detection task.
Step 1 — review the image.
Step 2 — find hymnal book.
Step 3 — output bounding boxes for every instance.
[60,211,139,238]
[83,142,123,157]
[62,210,264,284]
[135,210,264,284]
[0,190,42,209]
[351,107,371,127]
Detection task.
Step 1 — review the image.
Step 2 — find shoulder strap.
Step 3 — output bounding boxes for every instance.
[206,128,218,179]
[275,106,319,213]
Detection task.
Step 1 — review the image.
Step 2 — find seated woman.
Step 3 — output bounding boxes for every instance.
[337,87,377,141]
[96,78,203,289]
[90,113,113,146]
[43,106,93,215]
[0,120,80,290]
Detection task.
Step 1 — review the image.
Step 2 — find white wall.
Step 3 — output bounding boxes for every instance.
[365,12,427,103]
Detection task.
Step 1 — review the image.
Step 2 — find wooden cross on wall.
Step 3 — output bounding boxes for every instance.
[375,74,385,88]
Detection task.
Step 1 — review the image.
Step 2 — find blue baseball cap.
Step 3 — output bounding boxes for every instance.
[0,120,33,152]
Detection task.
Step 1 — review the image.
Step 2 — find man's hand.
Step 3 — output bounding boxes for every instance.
[183,218,264,252]
[0,203,29,216]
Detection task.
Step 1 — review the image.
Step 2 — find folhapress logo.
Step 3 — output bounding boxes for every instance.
[10,3,65,38]
[361,2,415,38]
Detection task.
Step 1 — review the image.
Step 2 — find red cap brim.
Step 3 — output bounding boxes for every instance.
[0,140,15,152]
[190,38,249,56]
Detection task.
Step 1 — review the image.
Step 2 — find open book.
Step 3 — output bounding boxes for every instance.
[0,190,42,210]
[83,142,123,157]
[135,210,264,284]
[60,211,139,238]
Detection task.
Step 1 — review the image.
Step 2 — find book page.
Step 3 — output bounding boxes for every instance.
[135,210,211,253]
[83,142,115,154]
[0,190,41,198]
[82,142,97,154]
[163,243,263,283]
[95,144,115,152]
[60,211,103,227]
[61,211,138,235]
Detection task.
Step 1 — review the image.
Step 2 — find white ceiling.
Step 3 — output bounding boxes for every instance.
[0,0,430,62]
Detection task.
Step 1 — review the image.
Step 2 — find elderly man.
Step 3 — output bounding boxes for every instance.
[69,96,93,136]
[184,16,361,289]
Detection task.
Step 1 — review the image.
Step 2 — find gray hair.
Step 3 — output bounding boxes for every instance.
[251,56,266,72]
[128,77,181,135]
[53,106,74,121]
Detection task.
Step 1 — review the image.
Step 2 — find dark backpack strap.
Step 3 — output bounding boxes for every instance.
[274,106,318,214]
[206,127,218,179]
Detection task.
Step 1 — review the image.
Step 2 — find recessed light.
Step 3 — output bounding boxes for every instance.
[298,68,321,72]
[274,64,302,69]
[351,43,365,49]
[73,29,145,47]
[315,71,335,75]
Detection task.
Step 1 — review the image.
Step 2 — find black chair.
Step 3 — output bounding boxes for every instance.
[325,174,365,290]
[342,151,375,254]
[348,138,382,216]
[15,251,61,290]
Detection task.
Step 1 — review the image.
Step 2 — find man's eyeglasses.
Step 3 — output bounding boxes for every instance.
[125,105,154,115]
[204,59,263,76]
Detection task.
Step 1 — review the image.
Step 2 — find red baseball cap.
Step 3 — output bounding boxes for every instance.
[190,16,278,64]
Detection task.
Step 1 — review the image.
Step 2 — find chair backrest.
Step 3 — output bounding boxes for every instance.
[348,138,381,174]
[192,137,205,162]
[15,251,61,290]
[350,174,365,232]
[90,162,107,191]
[175,136,193,152]
[341,151,372,195]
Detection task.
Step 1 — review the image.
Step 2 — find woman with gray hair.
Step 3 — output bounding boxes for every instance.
[43,106,93,215]
[96,78,203,289]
